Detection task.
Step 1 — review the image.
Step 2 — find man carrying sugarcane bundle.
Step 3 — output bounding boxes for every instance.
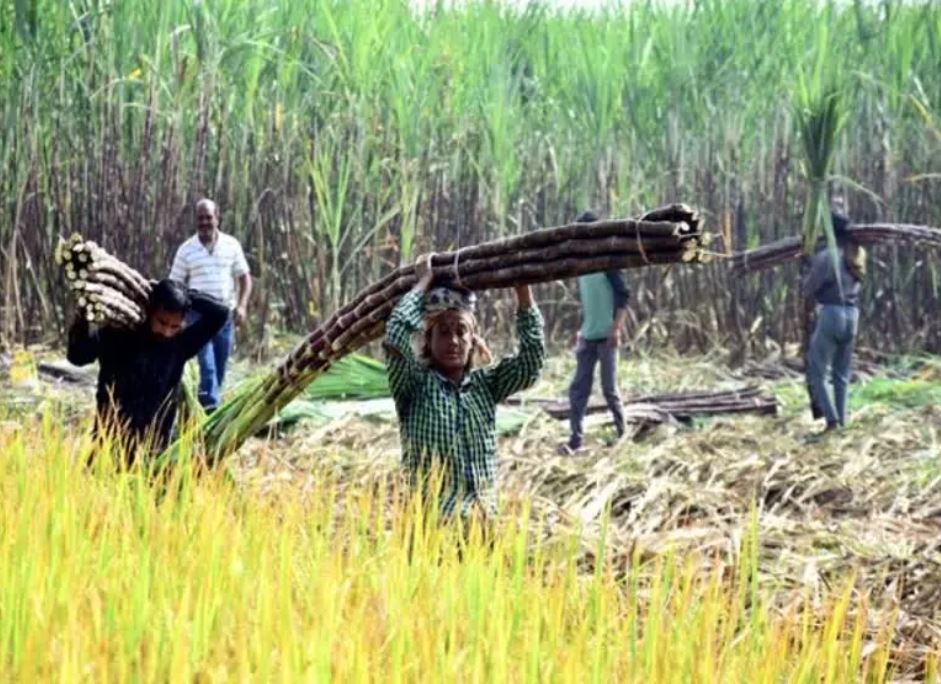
[560,211,629,455]
[67,279,230,461]
[803,211,866,435]
[169,198,252,411]
[383,253,546,521]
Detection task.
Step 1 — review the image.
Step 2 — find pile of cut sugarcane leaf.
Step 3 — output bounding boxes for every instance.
[303,354,389,400]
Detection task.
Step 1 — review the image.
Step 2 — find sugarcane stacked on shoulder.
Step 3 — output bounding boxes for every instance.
[57,233,231,462]
[179,203,707,465]
[55,234,151,327]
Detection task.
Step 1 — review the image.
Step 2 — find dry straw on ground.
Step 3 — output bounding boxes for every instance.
[231,352,941,676]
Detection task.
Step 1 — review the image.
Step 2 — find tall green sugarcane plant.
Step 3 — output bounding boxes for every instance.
[795,83,847,258]
[794,73,847,419]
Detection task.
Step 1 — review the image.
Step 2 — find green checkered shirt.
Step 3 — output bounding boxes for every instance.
[384,290,546,517]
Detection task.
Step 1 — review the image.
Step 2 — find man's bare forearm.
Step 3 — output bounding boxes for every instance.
[236,274,253,310]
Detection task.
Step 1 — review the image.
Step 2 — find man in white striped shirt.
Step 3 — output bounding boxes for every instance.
[169,198,252,410]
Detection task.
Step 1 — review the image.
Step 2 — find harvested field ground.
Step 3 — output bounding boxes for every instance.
[2,348,940,679]
[234,352,941,662]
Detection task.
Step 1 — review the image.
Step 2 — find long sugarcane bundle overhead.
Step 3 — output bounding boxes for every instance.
[173,204,707,464]
[54,234,151,327]
[732,223,941,274]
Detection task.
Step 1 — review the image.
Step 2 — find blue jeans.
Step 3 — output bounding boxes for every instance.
[568,338,625,448]
[195,314,234,410]
[807,305,858,427]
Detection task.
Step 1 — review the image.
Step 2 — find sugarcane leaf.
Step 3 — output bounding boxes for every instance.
[304,353,390,400]
[828,174,885,208]
[270,398,333,429]
[495,408,530,437]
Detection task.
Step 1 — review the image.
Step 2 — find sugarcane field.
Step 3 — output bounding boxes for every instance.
[4,1,941,682]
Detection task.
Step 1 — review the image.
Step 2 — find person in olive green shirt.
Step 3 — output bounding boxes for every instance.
[561,211,629,454]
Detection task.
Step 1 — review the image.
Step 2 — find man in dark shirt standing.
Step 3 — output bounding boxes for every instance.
[561,211,630,454]
[67,279,229,461]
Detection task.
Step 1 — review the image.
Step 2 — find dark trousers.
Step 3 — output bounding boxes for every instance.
[568,338,624,448]
[807,304,858,427]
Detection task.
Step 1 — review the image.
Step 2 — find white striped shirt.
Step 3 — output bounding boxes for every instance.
[169,232,249,308]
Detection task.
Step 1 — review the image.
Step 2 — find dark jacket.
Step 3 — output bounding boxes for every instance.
[67,291,229,455]
[802,248,860,307]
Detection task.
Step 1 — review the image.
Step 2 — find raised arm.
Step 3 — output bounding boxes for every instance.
[383,254,434,411]
[483,285,546,403]
[605,270,629,347]
[801,250,831,302]
[66,316,102,366]
[177,290,230,359]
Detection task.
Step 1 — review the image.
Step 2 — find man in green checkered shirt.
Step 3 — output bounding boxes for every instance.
[383,254,546,519]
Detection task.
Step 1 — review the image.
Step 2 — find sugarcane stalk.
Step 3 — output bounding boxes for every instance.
[82,269,145,302]
[315,219,699,344]
[427,217,697,264]
[625,387,764,404]
[71,279,142,310]
[57,236,151,327]
[85,262,151,302]
[200,323,384,461]
[326,248,694,354]
[305,233,701,364]
[733,223,941,274]
[282,236,697,367]
[541,387,778,420]
[80,241,151,289]
[89,293,144,324]
[328,234,691,331]
[90,298,138,325]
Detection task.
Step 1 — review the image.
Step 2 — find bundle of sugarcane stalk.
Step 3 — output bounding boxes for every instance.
[539,386,777,423]
[178,204,707,464]
[731,223,941,274]
[54,234,151,327]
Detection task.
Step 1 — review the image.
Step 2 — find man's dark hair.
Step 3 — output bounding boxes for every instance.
[149,279,190,313]
[575,210,600,223]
